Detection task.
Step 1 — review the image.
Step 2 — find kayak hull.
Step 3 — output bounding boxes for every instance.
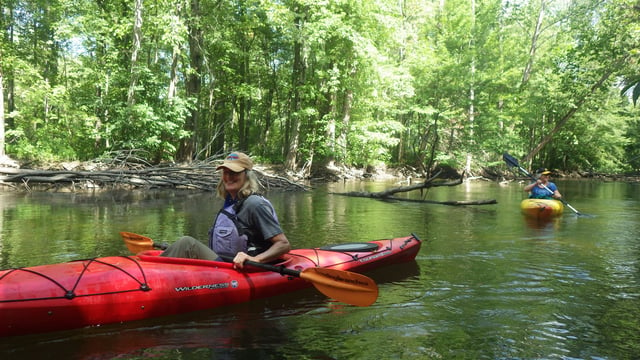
[520,199,564,219]
[0,234,421,337]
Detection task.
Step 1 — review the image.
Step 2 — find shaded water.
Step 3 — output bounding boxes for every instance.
[1,179,639,359]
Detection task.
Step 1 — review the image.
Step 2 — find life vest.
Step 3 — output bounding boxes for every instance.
[208,194,274,259]
[528,182,556,200]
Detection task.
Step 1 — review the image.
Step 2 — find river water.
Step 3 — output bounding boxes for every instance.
[1,179,639,359]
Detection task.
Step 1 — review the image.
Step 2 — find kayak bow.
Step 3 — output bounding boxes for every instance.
[520,198,564,219]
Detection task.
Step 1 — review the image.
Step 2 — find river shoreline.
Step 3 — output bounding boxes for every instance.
[1,157,638,193]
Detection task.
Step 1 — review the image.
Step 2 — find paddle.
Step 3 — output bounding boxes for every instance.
[120,231,168,253]
[502,152,588,217]
[120,232,379,307]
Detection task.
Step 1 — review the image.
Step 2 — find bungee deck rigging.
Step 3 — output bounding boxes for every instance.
[0,234,422,337]
[0,256,152,303]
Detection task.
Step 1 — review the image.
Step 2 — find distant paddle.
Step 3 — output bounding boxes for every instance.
[120,232,379,306]
[502,152,591,217]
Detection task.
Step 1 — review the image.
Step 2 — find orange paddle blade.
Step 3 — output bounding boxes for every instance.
[120,231,155,254]
[300,267,379,307]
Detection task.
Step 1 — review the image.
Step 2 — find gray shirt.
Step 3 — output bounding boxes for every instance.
[235,194,283,253]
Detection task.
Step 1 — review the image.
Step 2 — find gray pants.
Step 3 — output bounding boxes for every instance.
[160,236,219,261]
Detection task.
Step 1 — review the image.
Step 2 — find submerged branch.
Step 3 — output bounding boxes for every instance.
[336,171,497,206]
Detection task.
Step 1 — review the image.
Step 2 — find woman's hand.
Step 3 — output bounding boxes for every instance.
[232,233,291,270]
[232,252,254,269]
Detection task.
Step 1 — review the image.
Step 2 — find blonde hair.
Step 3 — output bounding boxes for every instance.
[216,170,262,200]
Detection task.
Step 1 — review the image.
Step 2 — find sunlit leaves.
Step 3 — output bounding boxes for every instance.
[1,0,639,173]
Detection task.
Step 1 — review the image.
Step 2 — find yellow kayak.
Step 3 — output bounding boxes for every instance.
[520,199,564,219]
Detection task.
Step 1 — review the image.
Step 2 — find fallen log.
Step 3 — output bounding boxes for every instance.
[383,197,497,206]
[335,171,497,206]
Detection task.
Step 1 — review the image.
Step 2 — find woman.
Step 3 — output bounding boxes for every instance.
[161,152,291,269]
[523,168,563,200]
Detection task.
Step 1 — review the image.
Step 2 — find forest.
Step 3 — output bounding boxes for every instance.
[1,0,639,179]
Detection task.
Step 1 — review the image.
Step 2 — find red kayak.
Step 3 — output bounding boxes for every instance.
[0,234,421,337]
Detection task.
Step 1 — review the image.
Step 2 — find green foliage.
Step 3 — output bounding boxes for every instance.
[108,97,192,162]
[1,0,639,174]
[348,118,404,167]
[621,78,640,106]
[625,117,640,171]
[6,124,77,161]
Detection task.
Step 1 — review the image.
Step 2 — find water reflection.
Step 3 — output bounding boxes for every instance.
[1,180,640,359]
[522,215,562,232]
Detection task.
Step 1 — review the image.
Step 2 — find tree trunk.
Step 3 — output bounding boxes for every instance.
[418,114,439,176]
[339,89,353,163]
[324,88,337,167]
[168,47,179,99]
[465,0,476,177]
[521,0,545,87]
[0,63,5,157]
[178,0,203,162]
[127,0,143,106]
[2,3,15,135]
[524,66,617,163]
[261,71,276,150]
[166,1,183,99]
[285,113,301,171]
[285,5,305,171]
[238,49,250,150]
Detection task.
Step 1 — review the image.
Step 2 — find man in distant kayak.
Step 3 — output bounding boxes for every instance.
[161,151,291,269]
[523,168,563,200]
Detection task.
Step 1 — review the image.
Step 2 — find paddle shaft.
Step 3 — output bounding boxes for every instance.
[219,255,300,277]
[520,168,581,215]
[121,232,379,306]
[502,153,583,216]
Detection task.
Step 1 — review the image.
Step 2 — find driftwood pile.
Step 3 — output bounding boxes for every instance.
[0,163,309,193]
